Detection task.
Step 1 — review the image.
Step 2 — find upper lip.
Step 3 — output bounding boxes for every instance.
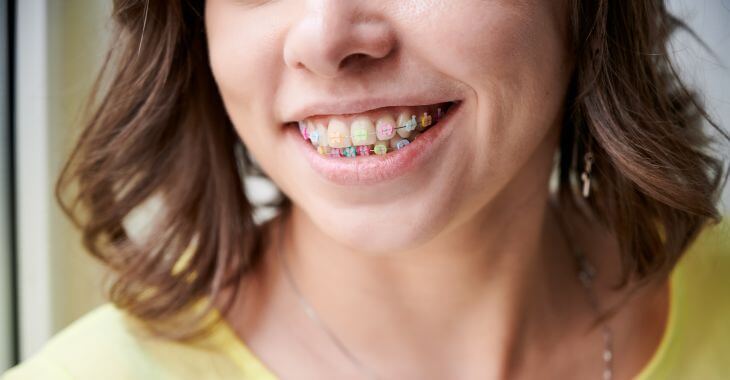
[282,95,460,122]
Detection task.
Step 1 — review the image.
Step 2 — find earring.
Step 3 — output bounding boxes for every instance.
[581,151,595,198]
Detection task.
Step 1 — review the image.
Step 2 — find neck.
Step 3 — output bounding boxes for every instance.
[253,185,589,378]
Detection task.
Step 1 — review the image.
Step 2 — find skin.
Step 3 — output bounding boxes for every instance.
[205,1,670,379]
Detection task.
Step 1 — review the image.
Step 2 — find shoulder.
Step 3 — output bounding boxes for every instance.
[638,219,730,379]
[674,219,730,304]
[3,304,162,380]
[2,303,239,380]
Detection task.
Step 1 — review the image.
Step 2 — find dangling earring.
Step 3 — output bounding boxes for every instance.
[581,151,595,198]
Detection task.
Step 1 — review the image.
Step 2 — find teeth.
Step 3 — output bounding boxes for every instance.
[373,141,388,155]
[357,146,371,156]
[299,102,453,158]
[342,146,357,158]
[306,122,319,145]
[315,121,329,147]
[390,137,410,150]
[419,113,432,129]
[396,113,417,138]
[327,118,352,149]
[350,117,377,146]
[375,115,396,141]
[298,121,309,140]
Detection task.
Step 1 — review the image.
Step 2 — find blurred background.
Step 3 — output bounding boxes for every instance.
[0,0,728,372]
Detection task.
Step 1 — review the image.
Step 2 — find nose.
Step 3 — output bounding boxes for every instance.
[283,1,396,79]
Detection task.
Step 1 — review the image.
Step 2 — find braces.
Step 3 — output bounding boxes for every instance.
[316,140,411,157]
[299,108,443,157]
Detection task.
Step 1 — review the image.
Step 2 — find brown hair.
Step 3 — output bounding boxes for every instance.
[57,0,728,338]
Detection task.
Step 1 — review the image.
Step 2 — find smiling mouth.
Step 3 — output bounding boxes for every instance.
[289,101,459,157]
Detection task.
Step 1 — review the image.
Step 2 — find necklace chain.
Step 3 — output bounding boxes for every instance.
[276,201,614,380]
[552,203,615,380]
[276,222,380,379]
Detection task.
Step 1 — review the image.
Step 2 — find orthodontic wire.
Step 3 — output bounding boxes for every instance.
[303,111,438,141]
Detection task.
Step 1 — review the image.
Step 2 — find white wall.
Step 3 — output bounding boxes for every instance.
[14,0,53,361]
[668,0,730,214]
[14,0,109,361]
[0,0,14,371]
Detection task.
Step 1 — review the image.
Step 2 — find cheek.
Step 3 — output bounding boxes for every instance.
[414,2,571,185]
[205,4,283,143]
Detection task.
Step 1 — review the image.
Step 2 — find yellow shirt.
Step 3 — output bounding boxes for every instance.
[4,222,729,380]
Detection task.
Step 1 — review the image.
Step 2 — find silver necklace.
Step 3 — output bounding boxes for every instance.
[551,201,615,380]
[275,202,614,380]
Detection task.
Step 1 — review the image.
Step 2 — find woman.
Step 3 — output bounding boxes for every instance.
[4,0,729,379]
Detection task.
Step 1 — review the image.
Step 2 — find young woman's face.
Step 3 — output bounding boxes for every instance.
[205,1,572,252]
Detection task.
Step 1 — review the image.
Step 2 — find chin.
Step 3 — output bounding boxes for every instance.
[304,197,453,255]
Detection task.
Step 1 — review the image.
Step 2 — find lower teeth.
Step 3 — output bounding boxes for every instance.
[317,134,419,157]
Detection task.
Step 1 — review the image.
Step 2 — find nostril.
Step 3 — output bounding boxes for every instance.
[338,53,371,70]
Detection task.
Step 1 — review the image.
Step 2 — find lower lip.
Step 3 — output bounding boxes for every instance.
[286,102,461,186]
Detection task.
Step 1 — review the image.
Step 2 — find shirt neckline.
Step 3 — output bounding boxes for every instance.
[208,269,679,379]
[207,306,280,379]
